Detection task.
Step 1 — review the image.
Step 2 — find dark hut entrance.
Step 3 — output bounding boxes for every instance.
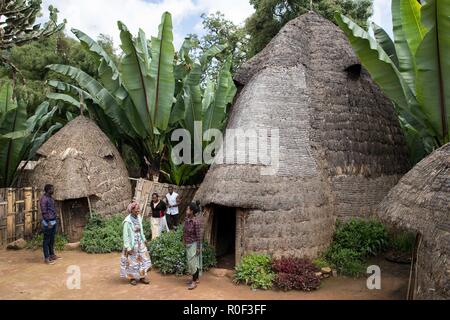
[209,205,237,269]
[62,198,90,242]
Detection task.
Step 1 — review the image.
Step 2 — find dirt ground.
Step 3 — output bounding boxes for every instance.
[0,249,410,300]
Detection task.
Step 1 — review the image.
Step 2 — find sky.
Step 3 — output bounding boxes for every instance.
[40,0,393,49]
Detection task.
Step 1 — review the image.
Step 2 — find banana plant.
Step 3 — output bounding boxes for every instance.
[167,41,236,179]
[336,0,449,164]
[46,11,237,184]
[160,147,207,186]
[0,80,61,187]
[47,12,176,180]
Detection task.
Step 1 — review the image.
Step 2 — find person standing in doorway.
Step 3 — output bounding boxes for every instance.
[148,193,167,239]
[40,184,61,265]
[183,202,202,290]
[165,186,181,230]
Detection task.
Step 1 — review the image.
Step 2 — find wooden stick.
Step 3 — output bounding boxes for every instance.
[87,196,93,218]
[59,205,65,234]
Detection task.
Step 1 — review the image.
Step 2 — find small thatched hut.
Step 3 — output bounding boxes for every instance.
[195,12,410,264]
[30,116,132,241]
[378,143,450,300]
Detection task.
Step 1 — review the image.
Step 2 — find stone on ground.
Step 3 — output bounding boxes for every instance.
[209,268,234,278]
[321,267,332,274]
[7,238,27,250]
[64,242,80,251]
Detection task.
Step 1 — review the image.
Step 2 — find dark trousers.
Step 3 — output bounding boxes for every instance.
[43,223,56,259]
[166,214,180,230]
[193,269,199,281]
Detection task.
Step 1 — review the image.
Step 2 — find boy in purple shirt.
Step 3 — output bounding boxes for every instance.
[40,184,61,264]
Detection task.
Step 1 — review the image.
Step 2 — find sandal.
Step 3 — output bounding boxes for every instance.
[187,282,197,290]
[186,279,200,284]
[129,279,137,286]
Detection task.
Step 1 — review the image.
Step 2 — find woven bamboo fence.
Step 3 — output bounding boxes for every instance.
[132,178,198,219]
[0,187,41,246]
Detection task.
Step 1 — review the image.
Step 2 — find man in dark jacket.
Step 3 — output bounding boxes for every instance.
[40,184,61,264]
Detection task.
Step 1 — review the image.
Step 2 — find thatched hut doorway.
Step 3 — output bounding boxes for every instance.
[207,205,238,269]
[61,198,90,242]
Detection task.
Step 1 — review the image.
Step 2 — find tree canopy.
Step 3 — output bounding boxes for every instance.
[198,12,250,76]
[0,32,115,113]
[0,0,65,73]
[245,0,373,57]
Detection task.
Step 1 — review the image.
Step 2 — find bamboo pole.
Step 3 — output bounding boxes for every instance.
[86,196,93,218]
[59,205,65,234]
[6,188,15,243]
[33,188,39,232]
[24,187,33,238]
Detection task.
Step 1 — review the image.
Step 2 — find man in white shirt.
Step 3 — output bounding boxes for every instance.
[165,186,181,230]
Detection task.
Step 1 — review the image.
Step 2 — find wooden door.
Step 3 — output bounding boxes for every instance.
[63,198,89,242]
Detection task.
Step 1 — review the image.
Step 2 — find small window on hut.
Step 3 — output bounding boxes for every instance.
[345,63,362,80]
[104,154,114,160]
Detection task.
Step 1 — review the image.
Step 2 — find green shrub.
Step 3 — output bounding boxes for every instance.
[325,245,365,276]
[333,219,389,256]
[312,257,330,269]
[388,231,416,254]
[26,233,68,251]
[323,218,389,276]
[148,226,216,275]
[80,213,151,253]
[234,253,275,290]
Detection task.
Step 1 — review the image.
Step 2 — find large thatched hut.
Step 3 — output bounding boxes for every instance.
[194,12,410,264]
[378,143,450,300]
[30,116,132,241]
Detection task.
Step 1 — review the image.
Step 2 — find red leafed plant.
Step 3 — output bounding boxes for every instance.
[272,257,321,291]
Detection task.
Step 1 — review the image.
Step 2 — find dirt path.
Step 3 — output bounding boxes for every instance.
[0,249,410,300]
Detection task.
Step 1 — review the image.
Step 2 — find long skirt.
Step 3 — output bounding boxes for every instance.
[160,215,169,233]
[151,216,169,239]
[151,217,160,240]
[120,241,152,280]
[186,242,203,276]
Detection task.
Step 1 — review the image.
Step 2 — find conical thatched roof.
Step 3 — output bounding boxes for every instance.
[195,12,410,258]
[30,116,131,215]
[378,143,450,299]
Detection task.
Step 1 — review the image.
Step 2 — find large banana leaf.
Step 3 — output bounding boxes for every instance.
[178,37,195,65]
[392,0,416,93]
[174,37,196,87]
[0,80,16,115]
[47,92,81,108]
[118,21,153,136]
[47,64,137,138]
[415,0,450,143]
[182,61,203,143]
[203,57,235,141]
[47,80,94,101]
[372,22,399,67]
[400,0,426,55]
[148,12,175,131]
[335,14,426,130]
[170,91,186,125]
[202,78,215,113]
[160,151,206,186]
[72,28,125,98]
[0,82,30,186]
[199,44,227,72]
[27,122,62,160]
